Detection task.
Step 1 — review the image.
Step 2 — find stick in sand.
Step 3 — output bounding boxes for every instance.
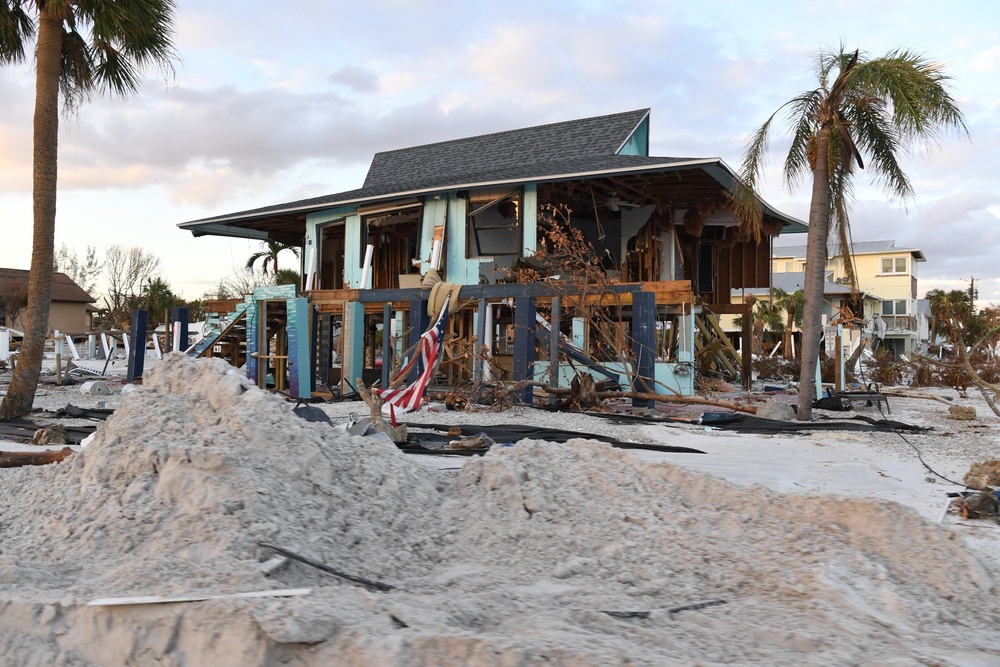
[257,542,395,591]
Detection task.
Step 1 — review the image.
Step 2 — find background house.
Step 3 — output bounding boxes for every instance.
[0,269,97,334]
[772,240,926,356]
[727,271,880,358]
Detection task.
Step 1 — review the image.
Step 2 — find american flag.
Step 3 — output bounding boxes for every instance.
[378,294,451,414]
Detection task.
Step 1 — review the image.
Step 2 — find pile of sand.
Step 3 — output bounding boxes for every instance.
[0,354,997,665]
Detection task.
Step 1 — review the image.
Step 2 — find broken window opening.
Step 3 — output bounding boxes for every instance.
[360,208,421,289]
[319,220,346,290]
[467,188,522,258]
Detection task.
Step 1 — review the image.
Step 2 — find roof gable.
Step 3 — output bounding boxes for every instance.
[363,109,650,191]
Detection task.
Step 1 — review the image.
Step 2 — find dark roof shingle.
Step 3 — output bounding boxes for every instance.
[0,269,96,303]
[363,109,650,190]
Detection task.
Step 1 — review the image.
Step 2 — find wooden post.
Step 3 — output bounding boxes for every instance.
[474,299,487,384]
[741,303,752,391]
[319,313,332,386]
[382,302,393,390]
[549,297,561,405]
[169,307,189,353]
[631,291,656,410]
[407,296,429,384]
[835,324,844,393]
[127,310,148,384]
[54,329,62,386]
[512,296,536,405]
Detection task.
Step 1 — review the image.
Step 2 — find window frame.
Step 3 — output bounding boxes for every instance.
[881,299,908,316]
[466,188,523,258]
[881,256,907,274]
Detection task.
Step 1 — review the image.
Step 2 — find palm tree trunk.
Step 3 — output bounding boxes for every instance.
[783,311,793,360]
[0,9,62,419]
[796,130,833,421]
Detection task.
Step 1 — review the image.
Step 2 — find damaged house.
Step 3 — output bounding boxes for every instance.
[179,109,804,401]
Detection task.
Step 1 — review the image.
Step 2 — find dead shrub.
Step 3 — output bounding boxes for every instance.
[867,350,904,386]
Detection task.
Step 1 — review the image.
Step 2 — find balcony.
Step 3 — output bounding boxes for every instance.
[883,314,917,334]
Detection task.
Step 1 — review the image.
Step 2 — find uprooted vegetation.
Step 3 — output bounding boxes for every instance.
[907,286,1000,415]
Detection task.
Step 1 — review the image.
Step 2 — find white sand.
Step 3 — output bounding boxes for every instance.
[0,354,997,665]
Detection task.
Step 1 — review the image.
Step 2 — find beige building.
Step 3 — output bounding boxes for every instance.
[772,240,926,355]
[0,268,97,335]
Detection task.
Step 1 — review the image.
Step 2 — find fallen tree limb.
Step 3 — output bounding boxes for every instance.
[881,390,955,406]
[355,379,408,443]
[0,447,75,468]
[512,381,758,415]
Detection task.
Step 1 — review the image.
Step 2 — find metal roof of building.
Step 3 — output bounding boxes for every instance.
[772,240,926,261]
[733,271,867,297]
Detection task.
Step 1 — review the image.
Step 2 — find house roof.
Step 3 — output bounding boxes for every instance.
[734,272,875,298]
[179,109,805,241]
[772,240,926,262]
[363,109,652,190]
[0,269,96,303]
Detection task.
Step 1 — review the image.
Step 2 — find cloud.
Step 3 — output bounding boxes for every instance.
[973,44,1000,71]
[327,65,379,94]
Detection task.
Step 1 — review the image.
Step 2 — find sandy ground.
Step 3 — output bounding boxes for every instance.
[0,354,998,665]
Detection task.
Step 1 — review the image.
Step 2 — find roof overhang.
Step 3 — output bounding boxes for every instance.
[179,158,806,240]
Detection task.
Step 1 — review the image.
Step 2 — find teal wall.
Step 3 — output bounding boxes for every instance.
[617,116,649,156]
[305,205,357,287]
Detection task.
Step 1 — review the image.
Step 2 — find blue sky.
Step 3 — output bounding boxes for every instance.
[1,0,997,302]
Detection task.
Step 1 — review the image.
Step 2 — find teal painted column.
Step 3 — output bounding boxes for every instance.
[522,184,537,256]
[342,301,365,396]
[244,295,258,383]
[572,317,586,349]
[286,296,311,399]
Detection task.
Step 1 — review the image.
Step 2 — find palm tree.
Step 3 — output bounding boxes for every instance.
[0,1,177,419]
[736,45,966,420]
[773,288,805,360]
[138,276,179,328]
[245,241,300,277]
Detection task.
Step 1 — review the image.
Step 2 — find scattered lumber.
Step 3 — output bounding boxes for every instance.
[522,381,758,415]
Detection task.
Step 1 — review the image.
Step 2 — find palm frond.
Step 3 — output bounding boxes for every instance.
[734,98,812,240]
[851,49,968,143]
[781,91,823,187]
[75,0,177,98]
[0,1,35,64]
[844,94,913,201]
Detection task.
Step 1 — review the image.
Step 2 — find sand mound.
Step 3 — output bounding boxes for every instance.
[0,354,998,665]
[1,354,443,596]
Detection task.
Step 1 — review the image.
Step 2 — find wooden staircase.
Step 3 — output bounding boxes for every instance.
[188,303,248,358]
[694,313,742,381]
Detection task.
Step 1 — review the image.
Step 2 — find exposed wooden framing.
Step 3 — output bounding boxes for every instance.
[307,280,693,311]
[694,314,740,378]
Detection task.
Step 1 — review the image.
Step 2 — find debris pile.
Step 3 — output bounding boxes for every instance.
[0,354,997,665]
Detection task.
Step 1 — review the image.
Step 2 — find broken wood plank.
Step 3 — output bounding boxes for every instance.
[87,588,312,607]
[0,447,75,468]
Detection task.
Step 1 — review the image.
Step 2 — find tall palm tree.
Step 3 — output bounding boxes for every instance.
[0,1,177,419]
[736,45,966,420]
[245,241,300,277]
